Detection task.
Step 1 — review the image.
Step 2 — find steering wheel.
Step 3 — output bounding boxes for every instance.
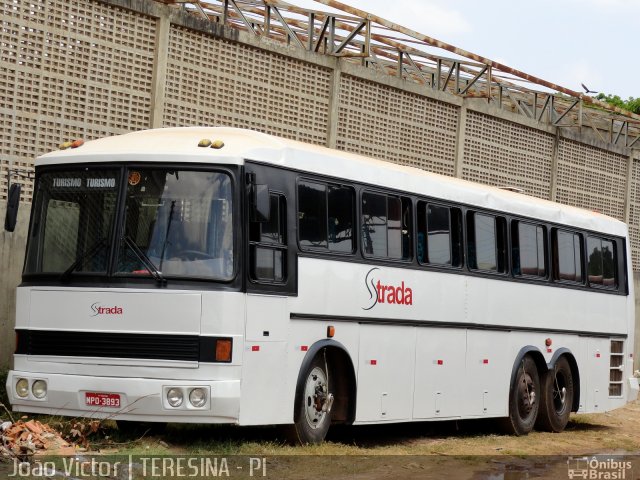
[173,250,214,260]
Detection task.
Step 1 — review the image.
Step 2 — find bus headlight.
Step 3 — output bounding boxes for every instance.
[167,388,184,407]
[32,380,47,399]
[16,378,29,398]
[189,388,207,408]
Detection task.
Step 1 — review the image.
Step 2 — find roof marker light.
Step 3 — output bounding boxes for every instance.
[210,139,225,149]
[71,139,84,148]
[59,141,73,150]
[198,139,212,147]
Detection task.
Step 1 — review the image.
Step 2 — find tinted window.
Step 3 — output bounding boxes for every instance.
[587,236,617,288]
[327,185,355,253]
[554,230,583,283]
[362,191,411,260]
[475,214,497,270]
[513,222,546,277]
[298,181,354,253]
[299,182,327,249]
[250,193,286,282]
[417,202,462,267]
[467,212,506,272]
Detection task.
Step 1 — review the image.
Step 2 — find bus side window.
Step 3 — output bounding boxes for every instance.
[416,202,462,267]
[552,229,583,283]
[298,180,355,254]
[511,221,547,278]
[250,193,286,282]
[467,211,507,273]
[586,236,617,288]
[361,191,411,260]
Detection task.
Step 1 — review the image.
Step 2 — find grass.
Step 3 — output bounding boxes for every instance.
[0,369,12,422]
[2,382,640,458]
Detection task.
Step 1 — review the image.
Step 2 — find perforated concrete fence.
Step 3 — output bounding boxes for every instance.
[555,139,628,221]
[461,111,555,199]
[0,0,638,270]
[164,25,332,145]
[336,75,459,177]
[628,160,640,268]
[0,0,155,202]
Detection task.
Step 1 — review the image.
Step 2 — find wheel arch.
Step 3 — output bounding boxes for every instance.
[293,339,357,425]
[548,348,581,412]
[509,346,548,389]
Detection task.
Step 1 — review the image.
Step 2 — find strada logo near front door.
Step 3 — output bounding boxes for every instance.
[362,267,413,311]
[90,303,123,317]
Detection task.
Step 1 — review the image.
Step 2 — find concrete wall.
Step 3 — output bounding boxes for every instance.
[0,201,30,368]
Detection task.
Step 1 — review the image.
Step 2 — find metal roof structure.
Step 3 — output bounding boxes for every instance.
[158,0,639,149]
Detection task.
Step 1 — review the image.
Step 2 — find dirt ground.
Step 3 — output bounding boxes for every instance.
[2,401,640,479]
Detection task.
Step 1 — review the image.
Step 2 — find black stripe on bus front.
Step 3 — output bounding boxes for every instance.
[290,313,627,339]
[14,329,231,363]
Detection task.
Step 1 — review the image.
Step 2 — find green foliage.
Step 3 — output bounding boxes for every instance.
[595,93,640,114]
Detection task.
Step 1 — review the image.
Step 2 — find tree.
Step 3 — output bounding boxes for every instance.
[595,93,640,115]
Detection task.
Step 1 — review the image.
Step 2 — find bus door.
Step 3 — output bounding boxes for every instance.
[240,162,297,424]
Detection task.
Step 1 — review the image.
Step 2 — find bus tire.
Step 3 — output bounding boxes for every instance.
[503,355,540,435]
[289,355,333,444]
[536,356,574,432]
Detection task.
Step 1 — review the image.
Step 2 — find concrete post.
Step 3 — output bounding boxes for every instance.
[453,104,467,178]
[549,129,560,202]
[624,152,634,224]
[150,13,171,129]
[326,59,342,149]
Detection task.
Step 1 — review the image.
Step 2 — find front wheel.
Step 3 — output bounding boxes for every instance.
[288,355,334,444]
[503,355,540,435]
[536,356,574,432]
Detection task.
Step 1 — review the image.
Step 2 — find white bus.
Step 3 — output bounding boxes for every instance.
[6,127,638,444]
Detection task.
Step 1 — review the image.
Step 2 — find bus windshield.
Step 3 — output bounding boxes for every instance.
[25,170,120,275]
[117,169,234,280]
[24,168,234,281]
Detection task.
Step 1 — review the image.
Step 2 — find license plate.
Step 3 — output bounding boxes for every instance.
[85,392,121,408]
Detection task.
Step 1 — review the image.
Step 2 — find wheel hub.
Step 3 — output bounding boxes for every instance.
[518,373,536,415]
[303,367,333,429]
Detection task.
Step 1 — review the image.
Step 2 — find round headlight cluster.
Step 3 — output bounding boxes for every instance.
[32,380,47,399]
[189,388,207,408]
[167,388,184,407]
[16,378,29,398]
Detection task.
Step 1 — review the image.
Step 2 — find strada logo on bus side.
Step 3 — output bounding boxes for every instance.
[90,303,124,317]
[362,267,413,311]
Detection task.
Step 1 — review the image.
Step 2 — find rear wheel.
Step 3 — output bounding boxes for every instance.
[536,356,574,432]
[503,355,540,435]
[288,355,334,444]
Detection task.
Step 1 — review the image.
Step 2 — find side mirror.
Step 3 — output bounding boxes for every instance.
[4,183,21,232]
[253,184,270,223]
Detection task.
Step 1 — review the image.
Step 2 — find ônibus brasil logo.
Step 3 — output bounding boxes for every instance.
[362,267,413,311]
[90,303,123,317]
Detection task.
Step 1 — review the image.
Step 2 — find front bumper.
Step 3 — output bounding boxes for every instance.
[7,370,240,423]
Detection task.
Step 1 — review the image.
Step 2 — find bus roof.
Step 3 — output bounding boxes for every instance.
[38,127,627,236]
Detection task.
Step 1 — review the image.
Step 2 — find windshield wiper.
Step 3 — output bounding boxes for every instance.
[122,235,167,285]
[59,238,107,282]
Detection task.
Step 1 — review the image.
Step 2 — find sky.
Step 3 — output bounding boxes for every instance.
[292,0,639,99]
